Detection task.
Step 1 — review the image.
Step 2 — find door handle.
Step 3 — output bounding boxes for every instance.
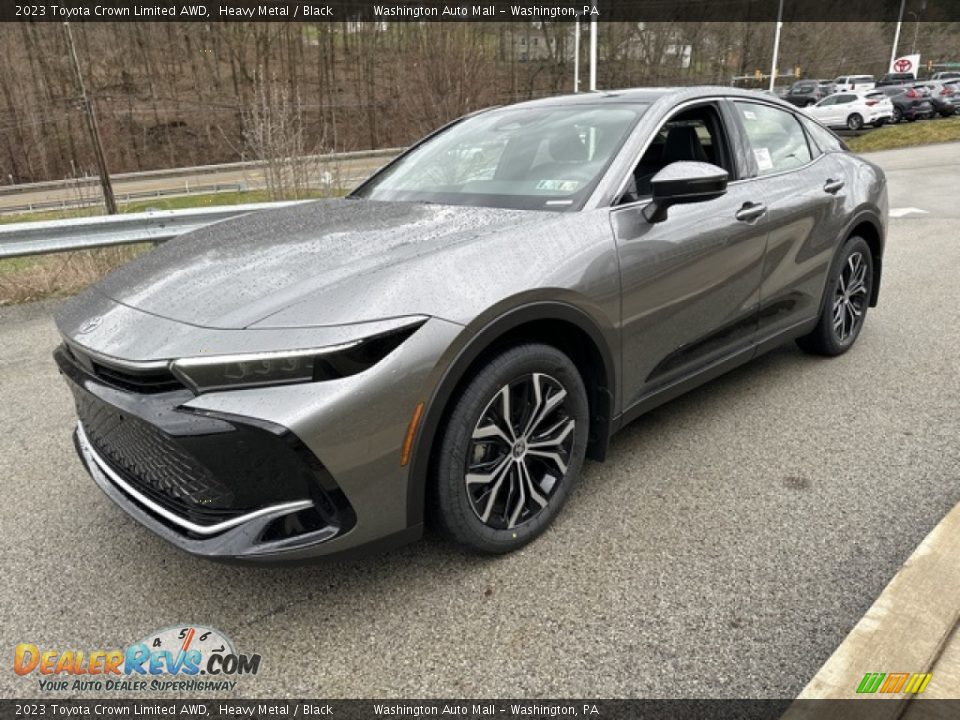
[735,202,767,222]
[824,178,845,194]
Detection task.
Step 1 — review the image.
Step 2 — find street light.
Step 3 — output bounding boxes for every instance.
[910,0,927,55]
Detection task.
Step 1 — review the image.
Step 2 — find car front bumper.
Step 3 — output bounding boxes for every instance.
[55,315,464,562]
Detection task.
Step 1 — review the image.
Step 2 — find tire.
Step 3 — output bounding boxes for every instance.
[846,113,864,130]
[796,236,873,357]
[872,119,886,128]
[430,343,588,554]
[892,107,903,123]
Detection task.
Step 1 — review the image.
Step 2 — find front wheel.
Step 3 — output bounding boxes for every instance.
[430,344,588,554]
[892,107,903,123]
[846,113,864,130]
[797,236,873,356]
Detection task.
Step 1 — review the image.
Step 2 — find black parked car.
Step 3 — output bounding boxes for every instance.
[874,87,934,122]
[783,80,827,107]
[876,72,916,87]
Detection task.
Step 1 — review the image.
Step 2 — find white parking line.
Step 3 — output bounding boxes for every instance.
[890,207,930,218]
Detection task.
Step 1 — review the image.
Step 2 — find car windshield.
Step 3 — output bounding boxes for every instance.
[353,104,645,211]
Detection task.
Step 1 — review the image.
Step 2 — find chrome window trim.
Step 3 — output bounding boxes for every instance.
[76,421,312,536]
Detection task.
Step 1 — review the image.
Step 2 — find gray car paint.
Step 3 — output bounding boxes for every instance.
[55,87,887,560]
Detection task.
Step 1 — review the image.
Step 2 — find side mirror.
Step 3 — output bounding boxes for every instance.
[643,161,729,224]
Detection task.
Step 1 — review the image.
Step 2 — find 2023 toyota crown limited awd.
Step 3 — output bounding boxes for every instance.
[55,88,887,562]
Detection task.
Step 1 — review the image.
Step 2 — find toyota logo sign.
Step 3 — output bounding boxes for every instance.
[894,58,913,73]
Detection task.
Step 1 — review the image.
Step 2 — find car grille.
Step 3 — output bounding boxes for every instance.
[74,388,239,525]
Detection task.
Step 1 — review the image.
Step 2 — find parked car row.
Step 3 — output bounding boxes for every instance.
[786,70,959,130]
[803,91,894,130]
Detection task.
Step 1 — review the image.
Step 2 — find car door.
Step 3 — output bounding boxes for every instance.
[611,100,768,412]
[834,94,859,125]
[731,100,850,343]
[811,95,840,125]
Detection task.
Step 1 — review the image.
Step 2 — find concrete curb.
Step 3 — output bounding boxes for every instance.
[783,500,960,719]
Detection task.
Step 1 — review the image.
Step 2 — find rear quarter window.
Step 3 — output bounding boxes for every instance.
[735,102,814,175]
[799,116,847,154]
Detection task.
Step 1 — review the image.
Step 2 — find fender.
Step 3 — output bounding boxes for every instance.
[404,301,618,528]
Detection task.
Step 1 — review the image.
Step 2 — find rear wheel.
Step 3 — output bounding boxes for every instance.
[797,236,873,357]
[846,113,864,130]
[431,344,588,553]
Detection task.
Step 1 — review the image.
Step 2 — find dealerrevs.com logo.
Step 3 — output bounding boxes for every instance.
[14,625,261,693]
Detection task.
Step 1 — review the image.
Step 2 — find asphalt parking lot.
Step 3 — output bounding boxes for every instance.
[1,144,958,700]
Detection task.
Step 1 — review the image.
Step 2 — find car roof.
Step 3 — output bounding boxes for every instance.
[506,86,802,111]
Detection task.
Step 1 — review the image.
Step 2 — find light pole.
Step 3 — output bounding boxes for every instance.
[769,0,784,93]
[574,17,580,92]
[909,1,926,54]
[589,16,597,91]
[890,0,906,70]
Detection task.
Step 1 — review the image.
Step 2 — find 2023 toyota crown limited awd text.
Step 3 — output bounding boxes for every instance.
[55,88,887,562]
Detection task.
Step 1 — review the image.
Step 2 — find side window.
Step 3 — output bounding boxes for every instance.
[819,96,838,106]
[836,94,856,104]
[618,104,733,204]
[735,102,813,176]
[799,115,847,154]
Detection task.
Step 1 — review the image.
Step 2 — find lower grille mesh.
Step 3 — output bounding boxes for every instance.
[75,390,239,525]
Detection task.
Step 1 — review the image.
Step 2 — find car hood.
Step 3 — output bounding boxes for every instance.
[93,199,544,329]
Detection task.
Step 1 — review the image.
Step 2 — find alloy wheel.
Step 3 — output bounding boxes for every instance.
[465,373,575,530]
[832,251,869,343]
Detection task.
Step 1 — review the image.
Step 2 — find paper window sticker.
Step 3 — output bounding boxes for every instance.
[754,147,774,171]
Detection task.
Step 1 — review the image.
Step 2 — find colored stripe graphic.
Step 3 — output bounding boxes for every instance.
[903,673,933,694]
[857,673,885,693]
[880,673,908,693]
[856,672,932,694]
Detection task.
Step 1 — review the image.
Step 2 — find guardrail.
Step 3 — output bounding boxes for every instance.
[0,147,403,197]
[0,201,307,260]
[2,182,247,215]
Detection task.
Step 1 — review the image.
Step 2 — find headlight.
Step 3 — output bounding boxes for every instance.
[170,322,423,394]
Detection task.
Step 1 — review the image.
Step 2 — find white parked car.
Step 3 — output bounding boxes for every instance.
[834,75,876,92]
[804,92,893,130]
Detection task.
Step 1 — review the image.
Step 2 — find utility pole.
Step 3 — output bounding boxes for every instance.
[769,0,784,92]
[63,22,116,214]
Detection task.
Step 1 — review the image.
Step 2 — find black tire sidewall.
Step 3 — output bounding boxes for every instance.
[432,344,589,554]
[822,237,874,353]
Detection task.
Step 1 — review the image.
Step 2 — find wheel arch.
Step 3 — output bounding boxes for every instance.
[405,302,616,528]
[847,213,884,307]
